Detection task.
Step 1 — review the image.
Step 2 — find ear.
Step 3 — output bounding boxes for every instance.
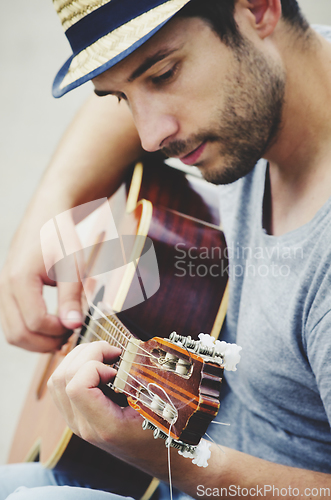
[236,0,282,39]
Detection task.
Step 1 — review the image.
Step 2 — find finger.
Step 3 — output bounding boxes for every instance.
[48,362,97,440]
[57,280,84,329]
[50,342,95,382]
[66,359,121,422]
[66,359,143,449]
[0,286,70,352]
[48,341,120,402]
[50,214,85,330]
[47,348,82,429]
[48,343,119,433]
[12,271,68,337]
[57,341,121,384]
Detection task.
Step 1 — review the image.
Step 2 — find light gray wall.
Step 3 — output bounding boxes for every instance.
[0,0,331,466]
[300,0,331,25]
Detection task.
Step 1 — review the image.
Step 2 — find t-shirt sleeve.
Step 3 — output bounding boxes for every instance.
[306,309,331,425]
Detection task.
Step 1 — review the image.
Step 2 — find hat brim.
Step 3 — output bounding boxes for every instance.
[52,0,191,98]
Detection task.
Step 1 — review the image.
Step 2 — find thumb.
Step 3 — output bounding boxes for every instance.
[58,280,84,329]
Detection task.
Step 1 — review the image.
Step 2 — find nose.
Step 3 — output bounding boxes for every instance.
[131,97,179,152]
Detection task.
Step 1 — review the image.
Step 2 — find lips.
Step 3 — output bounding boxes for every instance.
[179,142,207,166]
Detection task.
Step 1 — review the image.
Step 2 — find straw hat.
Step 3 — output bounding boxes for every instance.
[52,0,192,97]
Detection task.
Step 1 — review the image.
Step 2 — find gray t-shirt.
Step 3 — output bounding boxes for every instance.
[211,157,331,473]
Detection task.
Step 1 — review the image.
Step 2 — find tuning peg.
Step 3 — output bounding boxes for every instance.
[175,358,191,375]
[142,419,156,432]
[150,394,164,411]
[169,332,242,371]
[153,428,168,440]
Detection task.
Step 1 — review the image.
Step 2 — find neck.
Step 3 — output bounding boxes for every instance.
[83,308,133,348]
[263,28,331,235]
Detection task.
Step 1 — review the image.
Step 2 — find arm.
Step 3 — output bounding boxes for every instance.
[48,341,331,500]
[0,93,143,352]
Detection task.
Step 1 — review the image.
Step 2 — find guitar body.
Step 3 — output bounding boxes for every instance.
[8,159,228,499]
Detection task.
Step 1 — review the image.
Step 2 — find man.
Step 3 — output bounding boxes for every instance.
[0,0,331,498]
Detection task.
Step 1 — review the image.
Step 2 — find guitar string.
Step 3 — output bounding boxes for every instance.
[82,313,192,372]
[84,311,166,367]
[210,421,230,426]
[77,331,165,410]
[147,382,178,423]
[77,310,217,445]
[79,325,184,402]
[77,329,186,417]
[79,318,222,414]
[84,311,127,350]
[79,317,209,414]
[81,319,174,372]
[82,317,168,374]
[153,383,181,500]
[78,326,194,419]
[74,328,179,444]
[112,366,195,421]
[147,384,177,500]
[205,432,225,454]
[85,302,203,376]
[78,327,223,477]
[92,302,195,372]
[112,366,178,418]
[77,335,170,417]
[85,309,194,375]
[168,424,174,500]
[79,319,127,351]
[90,303,162,361]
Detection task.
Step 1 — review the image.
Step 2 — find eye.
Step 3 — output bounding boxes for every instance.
[151,63,179,85]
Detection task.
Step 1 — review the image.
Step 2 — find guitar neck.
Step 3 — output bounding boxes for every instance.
[82,307,134,351]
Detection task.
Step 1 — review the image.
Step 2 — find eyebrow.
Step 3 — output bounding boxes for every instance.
[128,47,179,82]
[93,47,180,97]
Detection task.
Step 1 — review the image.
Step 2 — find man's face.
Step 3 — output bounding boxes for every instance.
[93,16,285,184]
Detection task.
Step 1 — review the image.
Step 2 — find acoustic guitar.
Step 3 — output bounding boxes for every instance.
[8,157,229,499]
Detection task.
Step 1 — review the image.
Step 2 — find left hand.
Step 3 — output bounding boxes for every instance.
[47,341,152,462]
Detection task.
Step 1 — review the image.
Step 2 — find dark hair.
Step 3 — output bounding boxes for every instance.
[280,0,309,31]
[179,0,309,46]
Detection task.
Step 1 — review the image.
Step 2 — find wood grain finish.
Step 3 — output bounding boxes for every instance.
[119,204,227,341]
[123,337,223,445]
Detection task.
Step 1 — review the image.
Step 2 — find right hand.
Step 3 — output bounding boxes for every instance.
[0,213,84,353]
[0,94,143,353]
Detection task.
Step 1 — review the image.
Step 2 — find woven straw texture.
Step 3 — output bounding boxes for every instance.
[59,0,190,89]
[54,0,111,31]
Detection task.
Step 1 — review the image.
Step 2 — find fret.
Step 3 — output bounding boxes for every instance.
[83,311,134,350]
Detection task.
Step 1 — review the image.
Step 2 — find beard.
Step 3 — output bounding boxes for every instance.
[162,37,286,185]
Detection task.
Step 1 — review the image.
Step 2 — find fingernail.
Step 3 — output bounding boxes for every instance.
[66,310,82,323]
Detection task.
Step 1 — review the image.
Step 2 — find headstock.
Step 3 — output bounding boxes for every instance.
[112,333,241,455]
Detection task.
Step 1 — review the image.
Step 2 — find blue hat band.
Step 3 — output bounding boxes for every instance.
[66,0,170,54]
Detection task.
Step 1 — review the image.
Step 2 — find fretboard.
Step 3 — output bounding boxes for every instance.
[82,310,134,351]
